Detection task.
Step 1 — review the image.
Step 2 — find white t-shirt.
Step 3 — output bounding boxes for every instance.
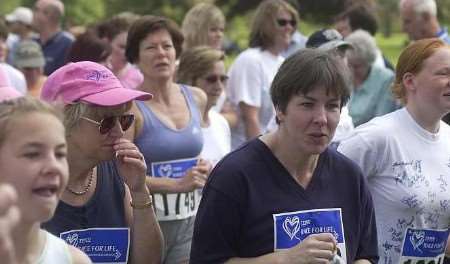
[201,109,231,166]
[338,108,450,264]
[38,231,72,264]
[0,63,26,94]
[227,48,284,149]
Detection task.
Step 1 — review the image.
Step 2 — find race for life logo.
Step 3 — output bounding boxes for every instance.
[151,157,198,179]
[273,208,347,262]
[400,228,450,264]
[60,227,130,263]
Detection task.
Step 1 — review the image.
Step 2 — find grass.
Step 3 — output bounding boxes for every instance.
[376,33,408,67]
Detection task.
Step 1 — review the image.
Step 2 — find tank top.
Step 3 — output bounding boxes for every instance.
[135,84,203,221]
[37,231,72,264]
[42,160,127,235]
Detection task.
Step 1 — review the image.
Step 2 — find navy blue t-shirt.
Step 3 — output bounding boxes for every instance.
[37,31,73,75]
[190,138,378,263]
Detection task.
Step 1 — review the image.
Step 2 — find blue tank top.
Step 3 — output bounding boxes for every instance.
[135,84,204,176]
[42,160,127,235]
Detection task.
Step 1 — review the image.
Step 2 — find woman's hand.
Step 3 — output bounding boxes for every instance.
[113,138,148,194]
[174,159,212,193]
[278,233,337,264]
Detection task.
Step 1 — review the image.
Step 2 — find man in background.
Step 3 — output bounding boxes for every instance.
[33,0,73,75]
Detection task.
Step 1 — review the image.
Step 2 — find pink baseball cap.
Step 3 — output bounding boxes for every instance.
[0,67,22,102]
[41,61,152,106]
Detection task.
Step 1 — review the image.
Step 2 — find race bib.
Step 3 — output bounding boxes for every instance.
[60,227,130,263]
[400,228,450,264]
[273,208,347,262]
[151,158,200,221]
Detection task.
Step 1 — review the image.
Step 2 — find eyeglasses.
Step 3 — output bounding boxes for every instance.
[276,18,296,28]
[203,74,228,84]
[81,114,135,134]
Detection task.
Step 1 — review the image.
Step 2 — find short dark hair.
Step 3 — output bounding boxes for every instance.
[66,31,111,63]
[334,4,378,36]
[96,16,135,41]
[126,15,184,63]
[271,48,351,115]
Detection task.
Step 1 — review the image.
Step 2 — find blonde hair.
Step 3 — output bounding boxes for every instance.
[392,38,448,105]
[249,0,299,49]
[0,96,62,146]
[181,3,225,50]
[177,46,225,85]
[63,102,132,135]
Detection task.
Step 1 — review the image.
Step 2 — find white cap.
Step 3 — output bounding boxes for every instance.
[5,7,33,26]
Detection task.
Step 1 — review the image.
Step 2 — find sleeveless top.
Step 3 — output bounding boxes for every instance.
[37,231,72,264]
[135,84,203,221]
[42,160,127,235]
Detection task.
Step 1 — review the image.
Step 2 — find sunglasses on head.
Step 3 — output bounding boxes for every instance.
[203,74,228,84]
[81,114,135,134]
[276,18,296,28]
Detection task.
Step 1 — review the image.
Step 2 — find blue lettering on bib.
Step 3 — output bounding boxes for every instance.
[400,228,449,263]
[60,227,130,263]
[273,208,346,261]
[151,158,198,179]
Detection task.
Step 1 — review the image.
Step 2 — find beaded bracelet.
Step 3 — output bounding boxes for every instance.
[130,197,153,209]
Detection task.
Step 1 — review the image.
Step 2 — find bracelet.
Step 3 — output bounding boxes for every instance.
[130,196,153,209]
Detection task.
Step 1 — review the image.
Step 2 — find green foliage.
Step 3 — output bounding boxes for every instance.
[64,0,105,26]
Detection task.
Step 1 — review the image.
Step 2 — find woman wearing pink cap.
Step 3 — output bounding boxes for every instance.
[40,61,163,264]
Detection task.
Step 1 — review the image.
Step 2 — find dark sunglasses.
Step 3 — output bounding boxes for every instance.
[203,74,228,84]
[276,18,296,27]
[81,114,135,134]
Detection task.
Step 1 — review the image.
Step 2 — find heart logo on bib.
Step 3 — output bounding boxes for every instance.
[65,233,79,246]
[283,216,301,240]
[410,230,425,251]
[158,164,173,177]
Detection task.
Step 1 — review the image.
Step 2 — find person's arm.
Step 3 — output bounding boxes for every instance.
[68,245,92,264]
[123,185,163,264]
[114,139,163,264]
[239,102,261,140]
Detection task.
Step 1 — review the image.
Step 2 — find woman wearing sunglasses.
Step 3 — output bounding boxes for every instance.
[125,16,211,263]
[40,61,163,264]
[226,0,298,149]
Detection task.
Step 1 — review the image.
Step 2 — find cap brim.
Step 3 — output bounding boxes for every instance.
[80,87,153,106]
[318,40,353,51]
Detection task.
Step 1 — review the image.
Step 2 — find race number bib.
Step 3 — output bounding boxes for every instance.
[273,208,347,262]
[60,227,130,263]
[400,228,450,264]
[151,158,200,221]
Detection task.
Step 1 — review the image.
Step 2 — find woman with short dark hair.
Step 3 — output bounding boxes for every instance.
[191,48,378,264]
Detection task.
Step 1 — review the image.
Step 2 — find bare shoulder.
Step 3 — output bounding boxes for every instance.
[69,245,92,264]
[187,86,207,109]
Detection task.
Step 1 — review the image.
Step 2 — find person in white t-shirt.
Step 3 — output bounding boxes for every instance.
[178,46,231,166]
[0,96,91,263]
[227,0,298,149]
[338,38,450,264]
